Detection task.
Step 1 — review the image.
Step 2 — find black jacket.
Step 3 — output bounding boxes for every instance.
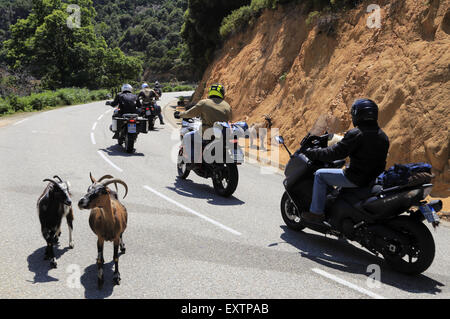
[303,123,390,186]
[111,92,140,116]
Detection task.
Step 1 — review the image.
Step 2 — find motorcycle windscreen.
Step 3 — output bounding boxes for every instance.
[284,153,312,191]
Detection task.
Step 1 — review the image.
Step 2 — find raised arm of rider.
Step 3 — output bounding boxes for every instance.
[303,128,362,162]
[179,101,203,118]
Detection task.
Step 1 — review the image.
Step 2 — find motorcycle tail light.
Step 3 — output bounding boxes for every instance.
[146,108,149,111]
[129,119,136,123]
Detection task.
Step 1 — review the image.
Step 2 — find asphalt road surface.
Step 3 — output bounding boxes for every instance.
[0,92,449,299]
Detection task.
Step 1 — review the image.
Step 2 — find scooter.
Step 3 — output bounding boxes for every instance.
[276,132,442,275]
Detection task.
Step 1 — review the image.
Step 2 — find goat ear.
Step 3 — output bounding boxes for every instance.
[89,172,96,184]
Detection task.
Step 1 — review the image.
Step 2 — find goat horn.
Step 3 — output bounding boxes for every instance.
[53,175,63,182]
[97,175,117,192]
[98,175,114,183]
[43,179,62,190]
[102,179,128,199]
[89,172,96,184]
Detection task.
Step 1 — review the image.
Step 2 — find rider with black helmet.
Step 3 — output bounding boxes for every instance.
[301,98,390,223]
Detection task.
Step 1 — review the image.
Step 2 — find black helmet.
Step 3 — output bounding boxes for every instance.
[351,99,378,126]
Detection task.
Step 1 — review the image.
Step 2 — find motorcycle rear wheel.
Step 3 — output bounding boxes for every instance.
[212,163,239,197]
[125,134,135,153]
[382,216,435,275]
[281,191,306,231]
[177,150,190,179]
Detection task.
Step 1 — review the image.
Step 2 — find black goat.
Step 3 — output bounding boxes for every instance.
[37,176,74,268]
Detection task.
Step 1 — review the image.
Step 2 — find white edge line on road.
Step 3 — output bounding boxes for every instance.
[97,114,104,121]
[13,118,28,126]
[97,151,123,172]
[311,268,385,299]
[92,122,97,131]
[91,132,96,145]
[143,185,242,236]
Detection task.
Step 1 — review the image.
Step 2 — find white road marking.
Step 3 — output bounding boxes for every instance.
[13,119,28,126]
[97,114,104,121]
[97,151,123,172]
[143,185,242,236]
[311,268,385,299]
[92,122,97,131]
[90,133,96,145]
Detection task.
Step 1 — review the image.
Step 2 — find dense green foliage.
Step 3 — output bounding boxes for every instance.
[3,0,142,90]
[0,87,110,115]
[0,0,194,88]
[93,0,193,81]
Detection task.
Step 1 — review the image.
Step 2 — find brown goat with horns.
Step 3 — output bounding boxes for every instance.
[78,173,128,289]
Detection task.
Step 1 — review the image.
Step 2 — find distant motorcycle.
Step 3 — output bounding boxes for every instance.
[176,117,246,197]
[277,132,442,275]
[138,101,160,131]
[107,101,148,153]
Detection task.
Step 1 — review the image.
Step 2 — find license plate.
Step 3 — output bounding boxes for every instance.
[146,110,150,116]
[128,123,137,133]
[419,204,440,224]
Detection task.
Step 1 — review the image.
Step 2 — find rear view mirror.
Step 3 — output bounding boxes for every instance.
[106,101,111,106]
[275,136,285,145]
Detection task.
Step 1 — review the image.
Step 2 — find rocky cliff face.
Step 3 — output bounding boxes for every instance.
[193,0,449,197]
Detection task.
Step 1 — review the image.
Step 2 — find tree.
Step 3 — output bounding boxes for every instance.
[3,0,142,89]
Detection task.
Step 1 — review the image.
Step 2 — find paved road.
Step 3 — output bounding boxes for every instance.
[0,92,449,299]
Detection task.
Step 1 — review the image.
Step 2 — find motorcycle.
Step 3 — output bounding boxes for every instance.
[176,117,246,197]
[138,100,160,131]
[107,101,148,153]
[276,132,442,275]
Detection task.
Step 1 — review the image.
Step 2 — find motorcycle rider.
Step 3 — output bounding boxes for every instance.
[154,81,162,98]
[109,84,140,138]
[174,84,232,164]
[138,83,164,125]
[301,98,390,223]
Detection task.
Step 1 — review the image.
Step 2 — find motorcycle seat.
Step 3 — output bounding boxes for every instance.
[340,182,382,201]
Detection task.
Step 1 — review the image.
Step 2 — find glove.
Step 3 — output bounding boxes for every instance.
[174,111,181,119]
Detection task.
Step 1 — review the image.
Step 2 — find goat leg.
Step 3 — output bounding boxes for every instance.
[66,209,74,249]
[97,238,105,289]
[119,233,126,254]
[112,239,121,286]
[47,242,57,269]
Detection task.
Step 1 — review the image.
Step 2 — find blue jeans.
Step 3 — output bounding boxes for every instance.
[310,169,358,215]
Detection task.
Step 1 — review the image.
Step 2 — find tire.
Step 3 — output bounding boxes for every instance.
[125,134,135,153]
[382,216,435,275]
[281,191,306,231]
[212,163,239,197]
[149,117,155,130]
[177,150,190,179]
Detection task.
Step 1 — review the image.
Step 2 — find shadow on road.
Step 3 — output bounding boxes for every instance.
[278,226,445,296]
[80,261,116,299]
[166,177,245,206]
[27,245,71,284]
[100,145,145,157]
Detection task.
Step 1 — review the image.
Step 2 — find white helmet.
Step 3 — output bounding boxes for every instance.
[121,84,133,93]
[141,83,149,89]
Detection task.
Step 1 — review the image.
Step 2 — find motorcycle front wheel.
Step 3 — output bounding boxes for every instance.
[382,216,435,275]
[212,163,239,197]
[281,191,306,231]
[177,149,190,179]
